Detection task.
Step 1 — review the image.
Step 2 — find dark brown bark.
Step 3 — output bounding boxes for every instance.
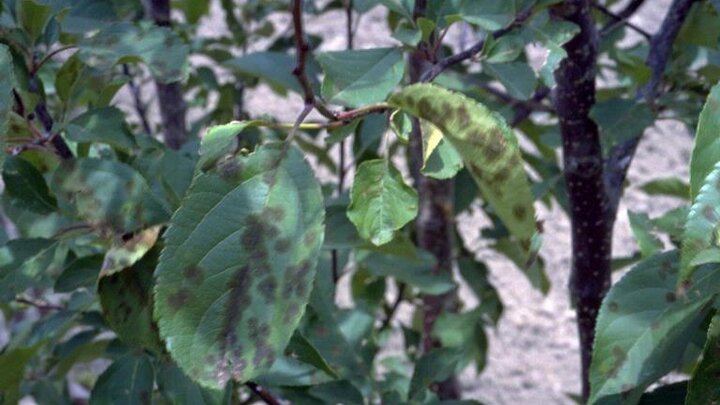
[144,0,188,150]
[552,1,611,400]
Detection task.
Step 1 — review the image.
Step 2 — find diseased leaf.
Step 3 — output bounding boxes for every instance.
[89,352,154,405]
[422,136,464,180]
[389,83,537,240]
[347,159,418,246]
[686,313,720,404]
[3,156,57,214]
[317,48,405,108]
[0,44,13,169]
[100,226,160,277]
[154,138,325,389]
[50,158,171,234]
[98,246,163,352]
[63,107,136,151]
[689,83,720,199]
[589,252,720,405]
[680,162,720,284]
[78,22,189,83]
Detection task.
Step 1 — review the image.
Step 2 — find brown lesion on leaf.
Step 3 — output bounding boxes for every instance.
[703,205,718,222]
[167,289,192,310]
[217,265,253,383]
[266,206,285,222]
[456,105,470,127]
[303,230,317,246]
[665,292,676,303]
[183,265,204,284]
[258,276,277,303]
[512,205,527,221]
[608,345,627,378]
[608,301,619,312]
[274,238,291,253]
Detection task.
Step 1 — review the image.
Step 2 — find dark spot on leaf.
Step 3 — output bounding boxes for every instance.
[266,206,285,221]
[184,265,203,283]
[482,140,505,162]
[703,205,717,221]
[513,205,527,221]
[418,98,433,115]
[457,106,470,126]
[608,301,619,312]
[304,231,317,246]
[259,276,277,303]
[274,238,290,253]
[665,292,676,303]
[167,289,191,310]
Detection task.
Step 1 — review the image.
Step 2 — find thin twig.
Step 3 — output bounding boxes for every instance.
[594,3,652,40]
[420,5,534,83]
[600,0,647,34]
[245,382,282,405]
[30,45,77,75]
[15,297,64,311]
[122,65,153,135]
[291,0,336,120]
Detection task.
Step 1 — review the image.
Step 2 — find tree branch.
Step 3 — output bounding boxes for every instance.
[594,3,651,40]
[420,5,534,83]
[292,0,337,120]
[144,0,188,150]
[600,0,647,34]
[604,0,697,219]
[552,1,609,400]
[122,64,153,135]
[245,382,283,405]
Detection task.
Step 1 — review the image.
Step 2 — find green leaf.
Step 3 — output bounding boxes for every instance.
[484,34,525,63]
[689,83,720,200]
[98,245,163,352]
[63,107,136,151]
[0,44,13,170]
[590,98,655,155]
[78,22,189,83]
[177,0,210,24]
[521,12,579,86]
[347,159,418,246]
[0,238,64,301]
[680,162,720,284]
[89,352,154,405]
[309,380,364,405]
[358,249,455,295]
[409,348,464,400]
[389,83,537,240]
[639,178,690,200]
[0,345,39,404]
[156,361,229,405]
[17,0,52,43]
[2,156,57,214]
[154,140,325,389]
[55,54,85,108]
[317,48,405,108]
[458,0,515,31]
[677,3,720,49]
[57,0,120,34]
[686,313,720,404]
[589,252,720,405]
[457,256,503,325]
[50,158,171,234]
[286,332,338,378]
[54,254,103,293]
[225,52,320,95]
[627,211,663,258]
[422,137,464,180]
[483,61,538,100]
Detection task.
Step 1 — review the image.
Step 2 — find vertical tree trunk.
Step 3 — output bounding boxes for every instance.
[144,0,188,150]
[552,1,611,400]
[408,46,461,399]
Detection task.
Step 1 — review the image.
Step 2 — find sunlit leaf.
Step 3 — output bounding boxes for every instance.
[317,48,405,108]
[347,159,418,246]
[689,83,720,199]
[154,138,325,389]
[589,252,720,405]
